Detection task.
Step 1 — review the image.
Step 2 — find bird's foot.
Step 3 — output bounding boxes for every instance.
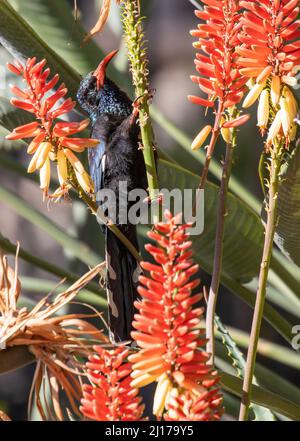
[143,192,164,206]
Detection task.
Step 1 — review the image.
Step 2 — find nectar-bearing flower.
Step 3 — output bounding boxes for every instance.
[129,211,223,419]
[80,346,145,421]
[238,0,299,145]
[6,58,98,199]
[189,0,246,109]
[238,0,300,89]
[189,1,249,157]
[164,389,223,421]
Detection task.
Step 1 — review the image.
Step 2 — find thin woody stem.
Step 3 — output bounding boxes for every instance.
[192,102,223,217]
[239,143,281,421]
[200,102,223,190]
[206,137,235,363]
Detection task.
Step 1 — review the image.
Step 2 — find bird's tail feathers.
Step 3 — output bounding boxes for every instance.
[105,226,141,343]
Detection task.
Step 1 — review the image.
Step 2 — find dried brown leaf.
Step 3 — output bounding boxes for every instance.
[82,0,112,44]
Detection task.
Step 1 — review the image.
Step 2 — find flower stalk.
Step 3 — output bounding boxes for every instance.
[206,129,236,363]
[239,141,282,420]
[121,0,159,209]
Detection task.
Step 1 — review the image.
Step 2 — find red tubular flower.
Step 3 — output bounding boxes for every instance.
[238,0,300,90]
[165,390,223,421]
[129,211,223,419]
[189,0,247,109]
[237,1,299,145]
[6,58,98,199]
[80,345,145,421]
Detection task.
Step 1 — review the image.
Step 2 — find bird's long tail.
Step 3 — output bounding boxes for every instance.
[105,225,141,343]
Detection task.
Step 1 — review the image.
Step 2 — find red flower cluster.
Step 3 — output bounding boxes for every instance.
[165,390,223,421]
[238,0,300,89]
[6,58,98,199]
[80,346,144,421]
[189,0,247,109]
[129,211,223,420]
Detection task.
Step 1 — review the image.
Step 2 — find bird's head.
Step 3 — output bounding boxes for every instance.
[77,50,132,123]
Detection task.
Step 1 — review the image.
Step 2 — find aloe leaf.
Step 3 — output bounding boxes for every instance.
[20,276,106,308]
[273,145,300,267]
[154,159,294,343]
[219,324,300,370]
[216,340,300,407]
[0,185,101,267]
[0,233,103,297]
[215,316,276,421]
[221,371,300,420]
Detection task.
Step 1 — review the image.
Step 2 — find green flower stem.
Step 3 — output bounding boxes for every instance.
[239,144,281,421]
[121,1,159,210]
[206,138,235,363]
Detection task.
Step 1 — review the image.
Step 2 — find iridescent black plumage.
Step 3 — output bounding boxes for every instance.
[77,69,147,343]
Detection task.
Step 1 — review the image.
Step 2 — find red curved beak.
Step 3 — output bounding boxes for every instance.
[94,50,118,90]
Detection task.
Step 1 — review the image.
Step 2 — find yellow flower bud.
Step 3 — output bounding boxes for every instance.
[75,170,94,194]
[257,89,270,131]
[242,82,265,108]
[57,149,68,185]
[130,372,156,389]
[270,76,281,107]
[39,156,50,191]
[27,143,45,173]
[290,123,297,141]
[153,374,172,417]
[280,96,292,137]
[267,111,282,144]
[36,142,52,169]
[220,117,231,143]
[282,75,298,87]
[284,87,298,121]
[191,125,212,150]
[64,148,85,174]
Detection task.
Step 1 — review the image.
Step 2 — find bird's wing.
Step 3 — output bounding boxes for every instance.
[88,136,106,198]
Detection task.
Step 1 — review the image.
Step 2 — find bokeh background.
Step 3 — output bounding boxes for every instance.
[0,0,299,420]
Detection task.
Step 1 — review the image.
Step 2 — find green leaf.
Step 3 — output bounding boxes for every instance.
[219,324,300,371]
[0,97,33,150]
[10,0,127,87]
[155,159,294,343]
[150,106,262,214]
[215,340,300,407]
[0,96,34,132]
[215,316,276,421]
[158,159,263,281]
[0,185,101,267]
[221,371,300,420]
[274,144,300,267]
[20,276,106,308]
[0,233,104,298]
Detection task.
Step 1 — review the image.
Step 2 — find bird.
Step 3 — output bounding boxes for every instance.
[77,51,148,343]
